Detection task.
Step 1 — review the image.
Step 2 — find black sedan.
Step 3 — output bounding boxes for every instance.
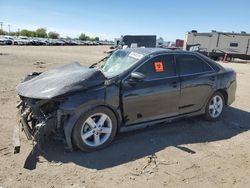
[14,48,236,152]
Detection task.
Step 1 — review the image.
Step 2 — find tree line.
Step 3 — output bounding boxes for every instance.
[0,28,100,41]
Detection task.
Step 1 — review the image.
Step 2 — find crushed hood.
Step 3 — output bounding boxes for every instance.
[16,62,106,99]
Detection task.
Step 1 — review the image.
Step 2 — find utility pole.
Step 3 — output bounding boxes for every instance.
[0,22,3,30]
[8,24,10,34]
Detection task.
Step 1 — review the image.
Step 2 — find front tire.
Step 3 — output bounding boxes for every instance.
[72,106,117,152]
[205,92,224,121]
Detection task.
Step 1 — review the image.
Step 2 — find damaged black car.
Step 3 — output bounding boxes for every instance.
[14,48,236,153]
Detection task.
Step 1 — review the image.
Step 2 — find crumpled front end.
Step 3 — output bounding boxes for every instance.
[14,95,66,153]
[13,62,107,153]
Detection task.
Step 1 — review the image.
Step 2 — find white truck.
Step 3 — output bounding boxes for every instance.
[184,30,250,61]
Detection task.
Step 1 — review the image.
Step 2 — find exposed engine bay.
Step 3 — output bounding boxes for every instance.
[15,79,68,153]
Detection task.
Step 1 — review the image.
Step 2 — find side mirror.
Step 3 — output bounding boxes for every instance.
[129,72,145,83]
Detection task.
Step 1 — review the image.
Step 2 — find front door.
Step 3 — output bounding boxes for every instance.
[122,54,180,125]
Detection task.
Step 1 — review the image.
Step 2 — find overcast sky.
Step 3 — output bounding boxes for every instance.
[1,0,250,40]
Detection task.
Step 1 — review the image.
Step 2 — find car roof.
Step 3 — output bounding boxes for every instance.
[122,48,199,56]
[121,48,222,71]
[122,48,169,56]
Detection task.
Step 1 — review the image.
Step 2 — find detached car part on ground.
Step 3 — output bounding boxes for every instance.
[14,48,236,153]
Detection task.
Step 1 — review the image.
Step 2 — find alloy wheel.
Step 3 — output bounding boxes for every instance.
[209,95,223,118]
[80,113,113,147]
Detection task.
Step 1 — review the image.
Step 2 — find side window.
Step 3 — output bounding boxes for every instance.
[176,55,212,75]
[136,55,176,80]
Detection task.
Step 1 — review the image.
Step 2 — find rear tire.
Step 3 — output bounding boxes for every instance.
[205,92,224,121]
[72,106,117,152]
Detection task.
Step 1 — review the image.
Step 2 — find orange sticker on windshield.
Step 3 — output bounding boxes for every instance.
[154,62,164,72]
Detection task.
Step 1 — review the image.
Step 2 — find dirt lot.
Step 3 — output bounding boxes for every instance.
[0,46,250,188]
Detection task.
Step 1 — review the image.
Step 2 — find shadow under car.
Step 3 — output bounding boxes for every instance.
[23,106,250,170]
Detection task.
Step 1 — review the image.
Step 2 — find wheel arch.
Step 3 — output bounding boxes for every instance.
[204,89,227,121]
[96,104,122,134]
[216,89,228,106]
[63,104,121,151]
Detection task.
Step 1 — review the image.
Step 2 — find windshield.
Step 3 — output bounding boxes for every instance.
[101,50,144,78]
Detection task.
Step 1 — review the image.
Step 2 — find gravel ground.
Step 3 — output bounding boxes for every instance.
[0,46,249,188]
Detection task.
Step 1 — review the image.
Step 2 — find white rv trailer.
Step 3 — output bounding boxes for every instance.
[184,30,250,61]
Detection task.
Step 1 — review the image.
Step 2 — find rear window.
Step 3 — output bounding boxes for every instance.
[176,55,213,75]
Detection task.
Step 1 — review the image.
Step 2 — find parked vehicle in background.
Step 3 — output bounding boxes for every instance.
[85,41,94,45]
[0,37,13,45]
[0,37,6,45]
[14,48,236,153]
[184,30,250,61]
[68,39,80,45]
[13,36,31,45]
[48,39,65,45]
[3,36,14,44]
[4,39,13,45]
[0,35,113,46]
[114,35,157,48]
[30,38,47,45]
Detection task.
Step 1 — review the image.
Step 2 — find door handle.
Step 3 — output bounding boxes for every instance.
[171,81,177,88]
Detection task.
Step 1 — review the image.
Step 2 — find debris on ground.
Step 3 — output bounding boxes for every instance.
[33,61,46,68]
[184,164,200,171]
[129,154,180,178]
[142,154,158,170]
[0,147,8,152]
[0,146,11,156]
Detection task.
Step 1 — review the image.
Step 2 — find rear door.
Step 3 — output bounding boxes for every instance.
[175,54,216,114]
[122,54,180,125]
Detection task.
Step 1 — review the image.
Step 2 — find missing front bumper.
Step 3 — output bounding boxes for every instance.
[13,123,21,154]
[13,110,21,154]
[13,108,33,154]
